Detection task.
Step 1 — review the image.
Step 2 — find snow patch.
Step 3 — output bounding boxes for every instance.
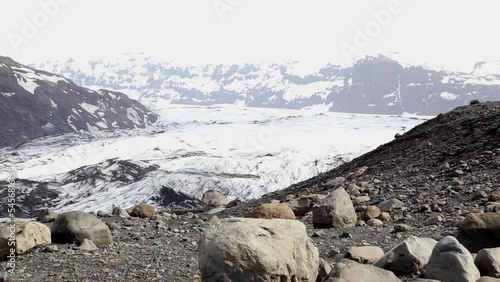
[440,92,459,101]
[127,108,141,124]
[80,102,100,116]
[67,116,78,131]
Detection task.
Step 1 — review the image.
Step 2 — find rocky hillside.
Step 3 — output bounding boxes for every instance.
[0,56,157,147]
[232,100,500,214]
[34,54,500,115]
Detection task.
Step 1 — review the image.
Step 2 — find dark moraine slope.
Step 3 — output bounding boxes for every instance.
[0,56,157,148]
[227,100,500,217]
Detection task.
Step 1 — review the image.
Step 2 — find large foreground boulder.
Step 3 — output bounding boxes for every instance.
[313,188,357,229]
[456,213,500,253]
[325,259,401,282]
[245,203,295,220]
[425,236,480,282]
[51,211,113,246]
[373,236,437,274]
[199,218,319,282]
[0,221,51,258]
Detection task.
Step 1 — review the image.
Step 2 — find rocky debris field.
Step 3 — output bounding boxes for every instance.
[1,101,500,282]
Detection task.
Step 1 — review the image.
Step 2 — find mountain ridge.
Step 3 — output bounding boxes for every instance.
[33,54,500,115]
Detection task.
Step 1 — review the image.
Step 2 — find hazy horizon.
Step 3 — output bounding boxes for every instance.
[1,0,500,70]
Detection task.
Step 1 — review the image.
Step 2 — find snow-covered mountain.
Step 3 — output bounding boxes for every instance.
[33,54,500,115]
[0,105,429,217]
[0,56,157,147]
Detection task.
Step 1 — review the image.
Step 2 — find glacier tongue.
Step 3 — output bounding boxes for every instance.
[0,105,429,216]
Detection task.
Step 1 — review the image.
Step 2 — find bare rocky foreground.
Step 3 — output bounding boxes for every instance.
[1,101,500,282]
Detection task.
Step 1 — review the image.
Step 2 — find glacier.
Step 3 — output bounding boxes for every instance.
[0,105,429,215]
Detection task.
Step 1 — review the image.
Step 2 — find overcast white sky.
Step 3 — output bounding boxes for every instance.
[0,0,499,69]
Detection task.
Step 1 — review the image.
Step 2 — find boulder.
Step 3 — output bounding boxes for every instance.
[199,218,319,282]
[112,207,130,218]
[318,258,332,281]
[313,188,357,229]
[286,198,314,216]
[36,209,58,223]
[96,210,111,217]
[373,236,437,273]
[367,219,384,227]
[352,196,371,206]
[51,211,113,246]
[202,190,228,207]
[474,247,500,277]
[129,203,156,218]
[225,199,241,208]
[425,236,480,282]
[489,192,500,202]
[377,198,405,212]
[78,239,98,252]
[456,213,500,253]
[0,221,51,258]
[363,206,381,221]
[354,166,368,177]
[344,246,384,264]
[379,212,391,223]
[324,177,346,188]
[325,259,401,282]
[476,277,500,282]
[245,203,295,220]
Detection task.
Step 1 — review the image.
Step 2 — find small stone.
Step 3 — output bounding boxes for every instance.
[328,248,341,258]
[378,198,405,212]
[356,219,367,227]
[112,207,130,218]
[353,196,371,206]
[318,259,332,281]
[312,230,326,238]
[340,232,352,239]
[473,191,489,200]
[344,246,384,264]
[426,215,444,226]
[363,206,381,221]
[78,239,99,252]
[225,199,242,208]
[378,212,391,223]
[325,177,346,188]
[394,224,413,233]
[489,192,500,202]
[208,215,220,223]
[43,245,59,253]
[354,166,368,177]
[367,219,383,227]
